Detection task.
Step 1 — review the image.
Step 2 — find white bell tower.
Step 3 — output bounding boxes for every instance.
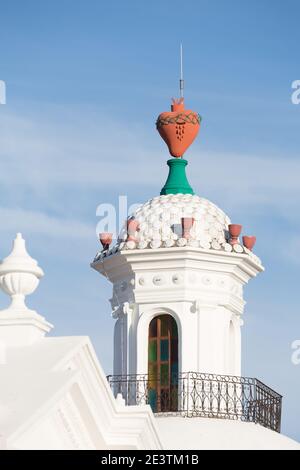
[90,95,286,435]
[92,93,264,388]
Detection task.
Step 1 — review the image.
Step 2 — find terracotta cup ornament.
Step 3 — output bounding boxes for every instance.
[242,236,256,251]
[181,217,194,240]
[127,219,140,242]
[156,98,201,158]
[99,232,113,251]
[228,224,242,245]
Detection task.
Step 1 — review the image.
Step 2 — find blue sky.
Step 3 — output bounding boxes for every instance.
[0,0,300,440]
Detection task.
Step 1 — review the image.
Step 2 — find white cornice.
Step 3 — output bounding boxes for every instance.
[92,246,264,284]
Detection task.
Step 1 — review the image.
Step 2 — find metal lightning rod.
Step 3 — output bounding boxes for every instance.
[180,43,184,99]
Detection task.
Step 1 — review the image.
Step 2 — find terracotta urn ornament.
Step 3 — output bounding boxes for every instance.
[127,219,140,242]
[242,236,256,251]
[228,224,242,245]
[99,232,113,251]
[156,98,201,158]
[181,217,194,239]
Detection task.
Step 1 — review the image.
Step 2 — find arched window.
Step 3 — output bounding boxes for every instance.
[148,314,178,412]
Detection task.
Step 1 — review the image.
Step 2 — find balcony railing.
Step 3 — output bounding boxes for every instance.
[107,372,282,433]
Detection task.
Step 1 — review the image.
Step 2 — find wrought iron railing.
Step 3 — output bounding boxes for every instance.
[107,372,282,433]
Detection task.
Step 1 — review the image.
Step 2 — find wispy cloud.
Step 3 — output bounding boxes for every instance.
[0,105,157,189]
[195,151,300,219]
[1,105,299,193]
[0,207,93,240]
[0,104,299,244]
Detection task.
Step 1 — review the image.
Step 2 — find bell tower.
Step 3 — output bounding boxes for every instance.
[91,59,283,431]
[91,96,263,382]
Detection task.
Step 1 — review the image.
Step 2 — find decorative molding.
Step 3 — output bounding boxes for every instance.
[202,275,212,286]
[172,273,183,285]
[57,405,81,450]
[112,302,135,319]
[152,275,165,286]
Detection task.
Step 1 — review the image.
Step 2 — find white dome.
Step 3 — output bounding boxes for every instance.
[121,194,230,249]
[94,193,261,264]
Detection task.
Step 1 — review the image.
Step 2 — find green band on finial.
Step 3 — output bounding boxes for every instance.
[160,159,194,195]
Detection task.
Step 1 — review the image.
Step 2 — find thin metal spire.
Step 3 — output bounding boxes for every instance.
[179,43,184,98]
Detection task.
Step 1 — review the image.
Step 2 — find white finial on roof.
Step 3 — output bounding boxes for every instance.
[0,233,52,347]
[0,233,44,311]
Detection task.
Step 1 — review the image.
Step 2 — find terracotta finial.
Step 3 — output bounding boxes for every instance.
[156,98,201,158]
[181,217,194,240]
[99,232,113,251]
[228,224,242,245]
[127,219,140,242]
[242,236,256,251]
[171,97,184,112]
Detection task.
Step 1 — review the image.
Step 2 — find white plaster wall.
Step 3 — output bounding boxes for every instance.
[96,248,263,379]
[134,302,241,377]
[156,416,300,450]
[11,413,81,450]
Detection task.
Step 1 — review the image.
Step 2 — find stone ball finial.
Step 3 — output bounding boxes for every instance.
[0,233,44,312]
